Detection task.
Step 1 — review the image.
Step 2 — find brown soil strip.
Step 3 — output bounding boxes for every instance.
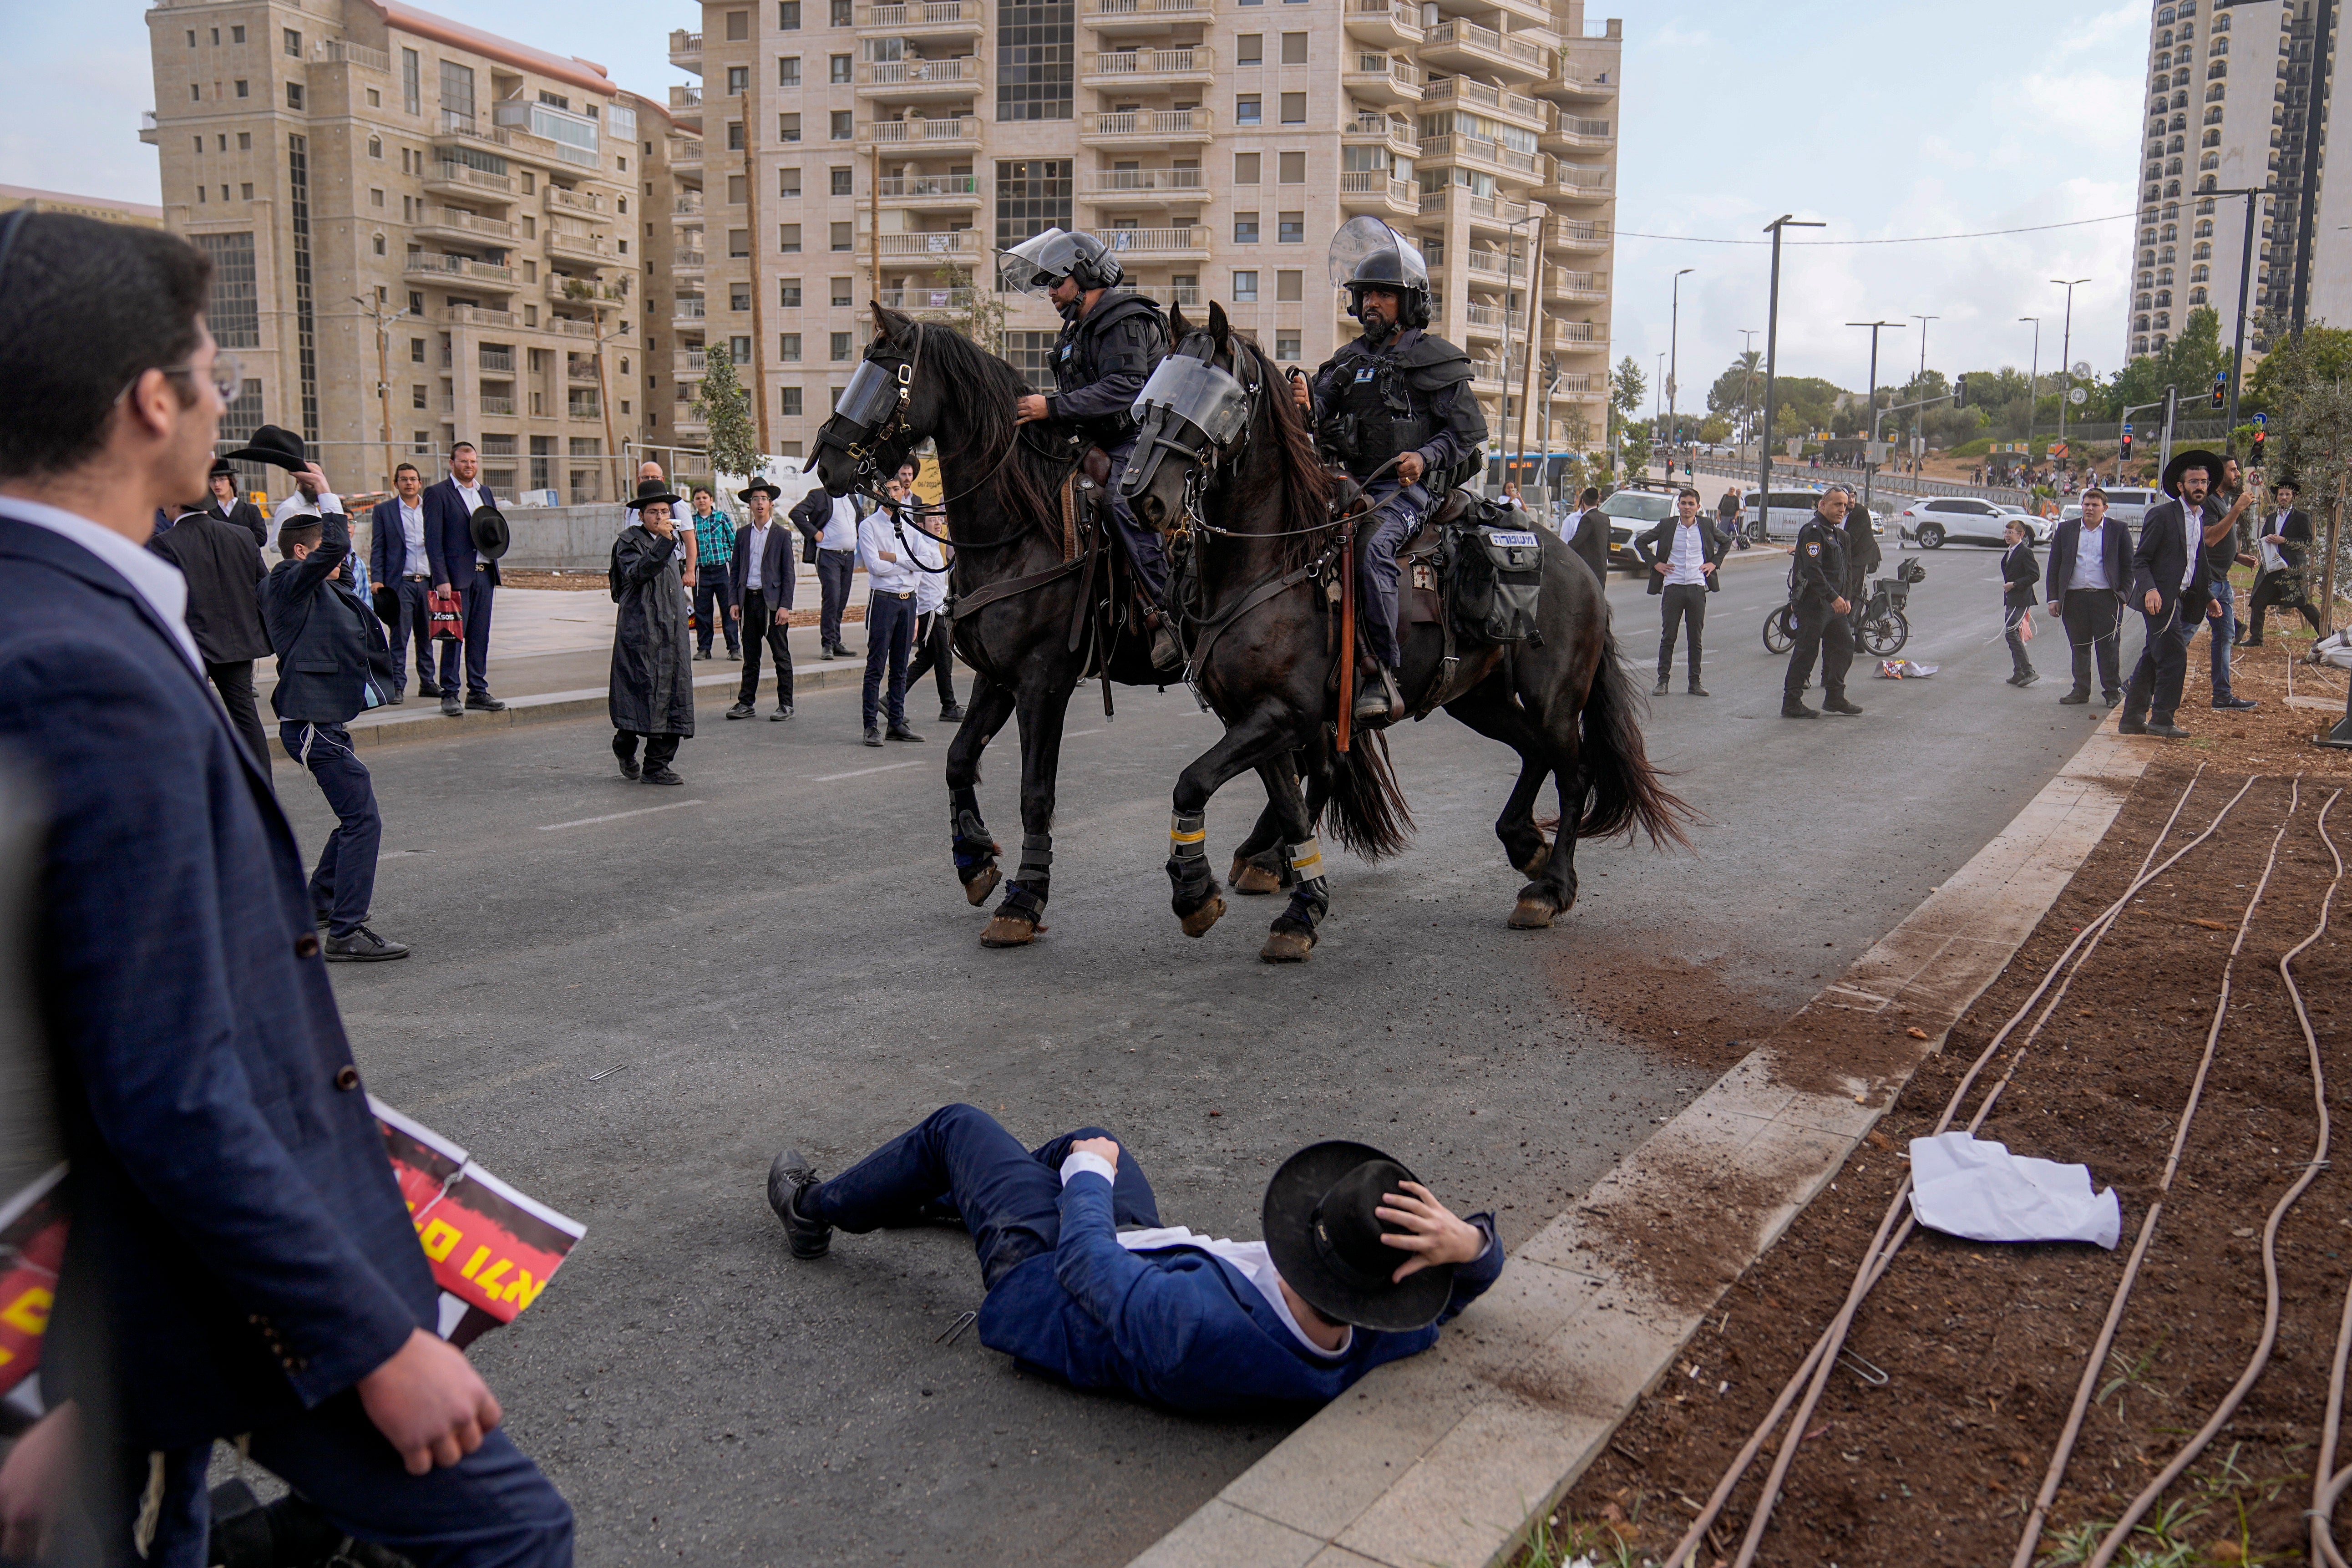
[1541,761,2352,1567]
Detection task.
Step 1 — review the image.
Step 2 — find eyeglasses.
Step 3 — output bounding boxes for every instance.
[118,351,244,407]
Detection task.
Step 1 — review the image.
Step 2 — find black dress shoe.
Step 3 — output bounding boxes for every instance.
[387,689,405,705]
[940,703,966,722]
[1687,682,1709,697]
[465,692,507,712]
[617,753,641,780]
[2015,671,2038,688]
[2214,695,2258,711]
[441,695,464,717]
[766,1149,832,1259]
[1652,676,1672,696]
[324,926,410,962]
[771,704,794,721]
[1782,702,1820,719]
[2240,638,2265,649]
[887,725,925,742]
[864,726,884,747]
[725,702,756,719]
[2145,721,2192,739]
[642,765,684,785]
[2059,690,2092,705]
[2117,718,2149,735]
[1824,695,1864,716]
[418,682,443,700]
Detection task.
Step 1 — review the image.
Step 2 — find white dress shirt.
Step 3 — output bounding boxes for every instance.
[397,500,427,573]
[454,479,488,565]
[2066,520,2110,593]
[906,511,949,615]
[1663,520,1708,587]
[268,489,322,551]
[821,495,861,553]
[858,510,919,594]
[742,522,773,593]
[1,496,204,672]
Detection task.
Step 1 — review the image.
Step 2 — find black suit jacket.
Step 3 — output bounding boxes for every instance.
[151,508,272,664]
[730,521,798,611]
[421,475,497,589]
[2129,499,2214,619]
[2043,516,2133,604]
[208,497,269,551]
[1633,517,1727,594]
[2263,507,2313,569]
[2001,541,2040,610]
[1566,508,1611,582]
[259,513,396,723]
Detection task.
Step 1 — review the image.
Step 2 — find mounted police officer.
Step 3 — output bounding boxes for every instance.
[1293,218,1487,724]
[999,226,1181,670]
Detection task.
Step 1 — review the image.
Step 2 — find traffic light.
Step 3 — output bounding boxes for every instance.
[2121,429,2133,462]
[2251,427,2266,467]
[1953,375,1967,408]
[2212,371,2228,410]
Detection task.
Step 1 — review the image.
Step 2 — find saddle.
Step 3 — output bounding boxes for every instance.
[1398,489,1477,626]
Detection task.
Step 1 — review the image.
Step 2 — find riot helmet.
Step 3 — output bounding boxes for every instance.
[995,227,1125,310]
[1329,216,1432,336]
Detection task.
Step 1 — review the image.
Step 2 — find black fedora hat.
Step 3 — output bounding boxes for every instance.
[2162,448,2229,499]
[467,504,511,559]
[221,424,309,473]
[370,583,400,629]
[631,476,685,512]
[737,477,782,502]
[208,457,238,481]
[1262,1139,1455,1332]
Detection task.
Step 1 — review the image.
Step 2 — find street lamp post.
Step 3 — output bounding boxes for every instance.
[2018,316,2041,460]
[2203,186,2278,441]
[2051,277,2089,461]
[1738,327,1759,448]
[1667,267,1693,453]
[1845,320,1899,514]
[1760,215,1825,527]
[1909,314,1938,475]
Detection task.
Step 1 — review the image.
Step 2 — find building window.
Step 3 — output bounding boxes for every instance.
[401,47,421,113]
[998,0,1075,122]
[728,121,746,150]
[780,332,802,360]
[1237,93,1262,125]
[780,56,801,86]
[372,233,385,254]
[370,188,385,207]
[831,221,853,250]
[730,228,751,256]
[730,335,752,364]
[1280,91,1304,124]
[1233,212,1259,243]
[731,283,753,311]
[831,331,853,360]
[782,386,804,416]
[1278,151,1305,183]
[781,223,804,254]
[781,278,803,306]
[728,65,750,95]
[729,173,748,203]
[1237,33,1262,64]
[193,232,261,347]
[780,113,802,141]
[831,53,852,83]
[1234,152,1260,183]
[829,165,853,196]
[1232,269,1258,301]
[780,1,802,26]
[411,338,426,363]
[239,132,251,150]
[1005,330,1057,384]
[726,9,750,41]
[832,0,853,22]
[832,278,853,305]
[1281,31,1307,63]
[994,158,1072,258]
[1276,332,1300,359]
[284,27,302,56]
[830,110,852,139]
[781,167,802,196]
[368,136,382,158]
[1275,269,1301,300]
[234,79,249,97]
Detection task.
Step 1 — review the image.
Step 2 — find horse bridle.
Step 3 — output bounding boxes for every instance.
[815,320,931,482]
[1122,331,1263,536]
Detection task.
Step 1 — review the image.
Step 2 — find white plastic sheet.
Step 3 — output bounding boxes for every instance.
[1906,1132,2121,1249]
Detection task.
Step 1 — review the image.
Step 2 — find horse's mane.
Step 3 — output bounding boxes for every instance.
[906,321,1059,530]
[1231,333,1335,570]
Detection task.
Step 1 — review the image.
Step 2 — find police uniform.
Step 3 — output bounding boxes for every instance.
[1783,510,1858,714]
[1048,287,1170,598]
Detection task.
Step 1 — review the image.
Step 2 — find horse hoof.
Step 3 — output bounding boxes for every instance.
[1515,840,1553,880]
[1260,928,1315,963]
[1230,858,1282,896]
[979,912,1038,947]
[1179,896,1227,939]
[963,864,1002,907]
[1507,898,1558,930]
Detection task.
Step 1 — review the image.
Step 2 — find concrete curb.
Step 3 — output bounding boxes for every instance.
[1127,717,2159,1568]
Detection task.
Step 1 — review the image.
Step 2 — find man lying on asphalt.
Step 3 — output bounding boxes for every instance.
[767,1104,1502,1411]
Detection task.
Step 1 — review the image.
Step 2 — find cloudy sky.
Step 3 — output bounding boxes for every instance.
[9,0,2145,403]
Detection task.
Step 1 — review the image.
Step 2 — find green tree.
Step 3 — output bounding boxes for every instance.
[1705,350,1764,441]
[2256,326,2352,627]
[2246,325,2352,417]
[2109,306,2227,416]
[691,338,760,478]
[1610,355,1646,445]
[937,263,1011,358]
[1697,413,1732,444]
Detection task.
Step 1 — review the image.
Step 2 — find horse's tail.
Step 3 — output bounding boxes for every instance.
[1318,728,1415,862]
[1576,644,1695,850]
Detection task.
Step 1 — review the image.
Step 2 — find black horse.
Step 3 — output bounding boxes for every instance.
[1123,302,1691,958]
[810,304,1240,947]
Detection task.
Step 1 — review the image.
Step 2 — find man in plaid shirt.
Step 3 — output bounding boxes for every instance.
[688,484,740,660]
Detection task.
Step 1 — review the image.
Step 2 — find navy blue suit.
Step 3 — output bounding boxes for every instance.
[421,476,497,696]
[0,506,569,1565]
[370,495,436,693]
[806,1105,1505,1413]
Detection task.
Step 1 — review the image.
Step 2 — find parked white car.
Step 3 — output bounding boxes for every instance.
[1898,495,2045,548]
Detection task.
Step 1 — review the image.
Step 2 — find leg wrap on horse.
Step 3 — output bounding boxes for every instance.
[1276,837,1331,933]
[1000,832,1052,919]
[1166,808,1217,913]
[949,786,995,873]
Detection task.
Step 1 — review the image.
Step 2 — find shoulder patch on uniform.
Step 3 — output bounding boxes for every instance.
[1805,541,1820,555]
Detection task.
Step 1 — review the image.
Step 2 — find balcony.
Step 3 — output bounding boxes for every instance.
[421,160,513,201]
[1089,224,1211,260]
[547,228,615,263]
[876,229,984,260]
[1418,186,1531,231]
[480,392,518,416]
[318,38,392,71]
[1081,0,1215,34]
[1546,268,1608,303]
[676,347,708,378]
[413,206,517,244]
[443,305,517,330]
[1538,165,1613,205]
[1079,167,1207,203]
[545,315,601,340]
[879,173,983,208]
[1540,105,1614,153]
[567,395,602,422]
[1456,248,1527,285]
[1536,60,1616,105]
[1081,47,1213,87]
[672,137,704,170]
[546,185,610,218]
[1129,283,1206,309]
[858,115,984,151]
[548,274,627,305]
[567,357,603,385]
[877,285,976,312]
[1419,131,1544,184]
[1422,75,1546,133]
[1342,51,1422,106]
[1346,112,1420,158]
[669,29,702,73]
[431,112,514,155]
[673,297,708,328]
[1081,107,1213,143]
[1545,217,1610,255]
[139,109,159,145]
[673,249,708,277]
[857,0,984,37]
[1462,302,1526,339]
[1541,320,1606,354]
[674,415,710,440]
[1419,19,1551,82]
[856,56,983,101]
[405,252,516,288]
[1339,169,1417,218]
[1342,0,1421,49]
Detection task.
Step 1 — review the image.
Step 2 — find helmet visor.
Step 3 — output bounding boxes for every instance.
[996,227,1082,296]
[1328,215,1429,292]
[832,357,902,432]
[1132,353,1252,447]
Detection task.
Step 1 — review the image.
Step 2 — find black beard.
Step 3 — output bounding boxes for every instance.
[1362,313,1394,344]
[1057,296,1082,323]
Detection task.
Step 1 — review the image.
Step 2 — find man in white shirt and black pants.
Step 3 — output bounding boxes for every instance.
[2043,486,2132,706]
[791,484,867,658]
[858,494,923,746]
[893,462,963,722]
[1632,487,1724,696]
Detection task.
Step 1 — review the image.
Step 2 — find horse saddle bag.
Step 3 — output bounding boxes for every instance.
[1421,496,1541,645]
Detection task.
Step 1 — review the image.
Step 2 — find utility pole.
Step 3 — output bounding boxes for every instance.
[2204,186,2277,441]
[1845,320,1898,514]
[1759,216,1825,527]
[1738,327,1759,448]
[351,294,407,491]
[594,304,622,502]
[1910,315,1939,476]
[1515,210,1546,496]
[744,72,772,460]
[2049,276,2088,461]
[1666,267,1693,453]
[2018,316,2040,458]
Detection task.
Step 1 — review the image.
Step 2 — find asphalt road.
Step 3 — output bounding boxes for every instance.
[286,539,2116,1565]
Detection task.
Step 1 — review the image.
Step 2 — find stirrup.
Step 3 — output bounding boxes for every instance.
[1352,665,1402,725]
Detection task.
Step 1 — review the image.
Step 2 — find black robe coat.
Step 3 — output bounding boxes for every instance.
[608,526,694,736]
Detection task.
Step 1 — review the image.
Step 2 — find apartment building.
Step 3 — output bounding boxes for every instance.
[0,184,167,228]
[674,0,1621,463]
[143,0,671,501]
[2126,0,2352,363]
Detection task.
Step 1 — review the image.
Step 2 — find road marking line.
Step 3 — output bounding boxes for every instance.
[536,799,707,831]
[1065,728,1104,738]
[810,759,927,782]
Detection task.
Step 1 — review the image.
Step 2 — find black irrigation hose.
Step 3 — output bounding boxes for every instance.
[1666,767,2250,1568]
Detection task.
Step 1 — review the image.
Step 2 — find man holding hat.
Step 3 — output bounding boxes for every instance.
[205,457,268,549]
[2119,452,2237,738]
[765,1105,1501,1411]
[608,477,695,783]
[423,441,507,718]
[726,477,797,721]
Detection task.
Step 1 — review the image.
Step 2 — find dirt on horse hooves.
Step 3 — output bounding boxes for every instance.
[963,866,1002,907]
[1507,898,1558,929]
[978,913,1040,947]
[1259,928,1314,963]
[1229,859,1282,896]
[1179,895,1227,938]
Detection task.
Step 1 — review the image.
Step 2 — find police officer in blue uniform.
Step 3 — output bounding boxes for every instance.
[1293,218,1487,723]
[1782,488,1864,719]
[1000,227,1181,670]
